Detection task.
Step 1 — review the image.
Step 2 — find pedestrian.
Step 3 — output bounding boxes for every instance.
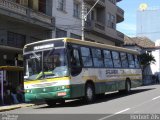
[152,75,156,84]
[17,83,25,103]
[10,84,19,104]
[156,75,159,84]
[3,81,12,105]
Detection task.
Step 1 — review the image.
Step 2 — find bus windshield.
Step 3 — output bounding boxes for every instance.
[24,48,68,80]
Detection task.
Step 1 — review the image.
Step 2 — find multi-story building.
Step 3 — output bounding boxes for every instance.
[0,0,124,66]
[0,0,55,66]
[52,0,124,46]
[137,4,160,41]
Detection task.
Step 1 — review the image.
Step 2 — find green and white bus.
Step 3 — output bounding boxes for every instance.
[23,38,142,106]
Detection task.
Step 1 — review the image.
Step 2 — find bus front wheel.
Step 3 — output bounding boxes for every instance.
[85,83,95,103]
[45,100,56,107]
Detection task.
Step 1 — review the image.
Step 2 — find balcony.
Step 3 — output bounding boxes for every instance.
[85,0,105,8]
[85,20,105,34]
[116,30,124,42]
[0,0,55,29]
[116,6,124,23]
[116,0,122,2]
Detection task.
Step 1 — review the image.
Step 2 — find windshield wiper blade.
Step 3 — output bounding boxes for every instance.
[32,51,40,61]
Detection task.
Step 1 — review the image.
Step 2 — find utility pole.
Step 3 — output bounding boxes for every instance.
[81,0,100,41]
[81,0,85,41]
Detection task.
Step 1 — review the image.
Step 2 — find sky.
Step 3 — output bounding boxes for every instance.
[117,0,160,37]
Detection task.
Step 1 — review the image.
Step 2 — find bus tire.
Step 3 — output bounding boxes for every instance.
[45,100,56,107]
[97,93,105,98]
[59,99,65,105]
[85,83,95,103]
[125,80,131,93]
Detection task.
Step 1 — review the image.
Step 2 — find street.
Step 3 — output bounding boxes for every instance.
[1,84,160,120]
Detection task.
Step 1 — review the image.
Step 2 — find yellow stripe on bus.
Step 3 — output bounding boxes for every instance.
[24,77,70,85]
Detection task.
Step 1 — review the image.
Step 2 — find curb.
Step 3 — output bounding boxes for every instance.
[0,104,34,112]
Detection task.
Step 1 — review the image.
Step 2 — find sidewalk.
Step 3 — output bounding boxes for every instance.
[0,103,34,112]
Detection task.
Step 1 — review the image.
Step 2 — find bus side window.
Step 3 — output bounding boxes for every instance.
[103,50,113,68]
[134,55,140,68]
[112,51,121,68]
[120,52,129,68]
[70,49,81,67]
[128,54,135,68]
[69,47,82,76]
[91,48,104,67]
[81,47,93,67]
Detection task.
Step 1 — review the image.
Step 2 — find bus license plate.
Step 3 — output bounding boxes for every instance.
[57,92,66,96]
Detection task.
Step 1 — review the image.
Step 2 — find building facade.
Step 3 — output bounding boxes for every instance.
[0,0,125,67]
[0,0,55,67]
[52,0,124,46]
[137,6,160,41]
[151,40,160,75]
[124,35,156,85]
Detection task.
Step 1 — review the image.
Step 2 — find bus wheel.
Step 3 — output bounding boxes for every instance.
[97,93,105,98]
[45,100,56,107]
[85,83,95,103]
[125,80,131,93]
[58,99,65,105]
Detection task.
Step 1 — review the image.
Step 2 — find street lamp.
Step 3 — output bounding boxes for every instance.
[81,0,100,41]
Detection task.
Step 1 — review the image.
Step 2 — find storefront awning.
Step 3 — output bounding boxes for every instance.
[0,66,23,71]
[0,45,22,53]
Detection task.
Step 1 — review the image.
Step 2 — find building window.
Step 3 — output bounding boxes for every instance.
[86,8,92,21]
[7,32,26,48]
[108,0,116,4]
[57,0,66,12]
[30,37,41,43]
[91,11,95,20]
[107,13,116,29]
[56,28,67,38]
[39,0,46,13]
[73,2,80,18]
[70,33,81,39]
[15,0,27,6]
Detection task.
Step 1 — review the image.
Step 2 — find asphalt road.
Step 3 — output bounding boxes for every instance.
[1,84,160,120]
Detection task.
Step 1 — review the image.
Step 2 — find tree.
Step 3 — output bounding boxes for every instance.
[139,53,156,68]
[139,52,156,81]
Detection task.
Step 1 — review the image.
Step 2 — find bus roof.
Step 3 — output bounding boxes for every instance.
[64,38,139,55]
[24,38,139,55]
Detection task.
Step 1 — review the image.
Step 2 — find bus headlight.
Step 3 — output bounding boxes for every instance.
[25,90,30,93]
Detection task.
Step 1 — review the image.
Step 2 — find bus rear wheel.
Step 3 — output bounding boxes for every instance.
[125,80,131,93]
[85,83,95,103]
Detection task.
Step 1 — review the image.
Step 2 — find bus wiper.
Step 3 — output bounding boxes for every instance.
[32,51,40,61]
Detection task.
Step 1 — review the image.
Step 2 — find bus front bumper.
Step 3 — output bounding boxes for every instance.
[25,88,71,102]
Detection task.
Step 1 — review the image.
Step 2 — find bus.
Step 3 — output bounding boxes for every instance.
[23,38,142,106]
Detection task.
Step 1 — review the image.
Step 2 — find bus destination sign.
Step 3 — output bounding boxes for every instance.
[34,44,54,51]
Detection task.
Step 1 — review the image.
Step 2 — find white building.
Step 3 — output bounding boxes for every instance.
[151,40,160,75]
[52,0,124,46]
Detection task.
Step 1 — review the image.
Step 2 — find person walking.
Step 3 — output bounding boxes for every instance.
[17,83,25,103]
[10,85,19,104]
